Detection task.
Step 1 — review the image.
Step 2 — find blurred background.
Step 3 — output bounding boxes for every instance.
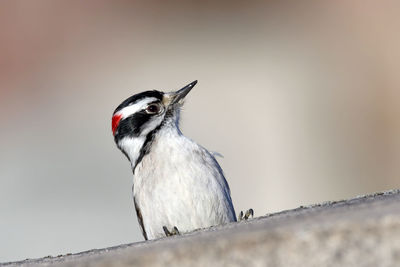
[1,0,399,262]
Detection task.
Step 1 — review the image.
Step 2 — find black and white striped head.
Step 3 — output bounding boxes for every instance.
[112,80,197,147]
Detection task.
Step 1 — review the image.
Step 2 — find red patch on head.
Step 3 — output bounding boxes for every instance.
[112,114,123,136]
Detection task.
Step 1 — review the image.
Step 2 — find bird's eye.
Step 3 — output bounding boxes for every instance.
[145,104,161,114]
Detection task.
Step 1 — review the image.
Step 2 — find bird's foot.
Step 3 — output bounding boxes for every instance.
[238,208,254,221]
[163,226,180,237]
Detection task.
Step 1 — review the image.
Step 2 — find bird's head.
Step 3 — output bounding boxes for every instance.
[112,80,197,147]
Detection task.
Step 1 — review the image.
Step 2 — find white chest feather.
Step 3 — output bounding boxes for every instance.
[130,126,236,239]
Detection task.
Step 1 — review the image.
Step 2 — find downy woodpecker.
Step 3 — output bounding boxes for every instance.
[112,81,251,240]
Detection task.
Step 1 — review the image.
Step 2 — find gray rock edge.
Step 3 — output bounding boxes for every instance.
[3,189,400,266]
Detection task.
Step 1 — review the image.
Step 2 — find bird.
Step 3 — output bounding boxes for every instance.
[111,80,252,240]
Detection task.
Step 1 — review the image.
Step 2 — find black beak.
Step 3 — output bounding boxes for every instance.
[170,80,197,105]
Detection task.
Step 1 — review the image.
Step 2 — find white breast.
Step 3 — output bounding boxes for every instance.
[132,125,236,239]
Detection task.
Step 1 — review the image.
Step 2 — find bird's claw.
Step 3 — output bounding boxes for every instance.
[238,208,254,221]
[163,226,180,237]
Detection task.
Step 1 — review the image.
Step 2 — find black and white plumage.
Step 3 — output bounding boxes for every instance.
[112,81,237,240]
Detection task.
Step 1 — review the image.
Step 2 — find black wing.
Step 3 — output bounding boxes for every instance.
[133,196,148,240]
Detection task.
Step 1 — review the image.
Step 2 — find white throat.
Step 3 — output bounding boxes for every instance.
[118,108,182,170]
[118,136,147,168]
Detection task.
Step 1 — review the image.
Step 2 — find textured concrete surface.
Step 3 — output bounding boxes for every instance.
[3,190,400,267]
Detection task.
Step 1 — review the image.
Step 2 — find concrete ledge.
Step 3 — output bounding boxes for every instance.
[3,190,400,267]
